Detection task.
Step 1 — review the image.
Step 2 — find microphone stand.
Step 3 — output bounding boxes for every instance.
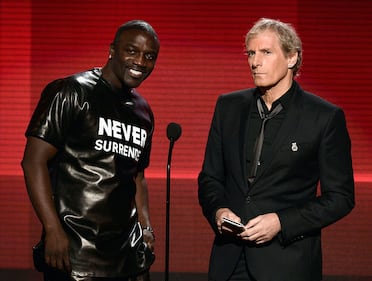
[165,138,175,281]
[164,122,181,281]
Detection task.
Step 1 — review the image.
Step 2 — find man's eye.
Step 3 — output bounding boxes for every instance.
[126,49,136,55]
[245,51,255,57]
[145,53,156,61]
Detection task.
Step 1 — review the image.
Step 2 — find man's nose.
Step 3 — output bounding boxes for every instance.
[251,55,261,68]
[133,54,146,66]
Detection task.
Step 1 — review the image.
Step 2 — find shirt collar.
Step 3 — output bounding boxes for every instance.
[254,80,296,111]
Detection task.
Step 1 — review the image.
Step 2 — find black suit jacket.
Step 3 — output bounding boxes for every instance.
[198,82,355,281]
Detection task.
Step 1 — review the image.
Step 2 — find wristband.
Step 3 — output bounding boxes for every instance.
[143,226,155,238]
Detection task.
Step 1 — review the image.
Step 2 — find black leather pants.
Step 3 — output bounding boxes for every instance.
[43,270,150,281]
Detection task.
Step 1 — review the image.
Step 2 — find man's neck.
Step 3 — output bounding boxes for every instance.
[101,62,132,95]
[259,79,293,110]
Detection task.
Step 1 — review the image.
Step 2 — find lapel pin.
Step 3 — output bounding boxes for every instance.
[291,142,298,152]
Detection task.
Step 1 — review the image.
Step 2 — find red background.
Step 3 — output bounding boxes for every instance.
[1,0,372,277]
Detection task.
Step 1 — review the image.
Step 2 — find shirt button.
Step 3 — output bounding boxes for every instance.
[246,196,251,203]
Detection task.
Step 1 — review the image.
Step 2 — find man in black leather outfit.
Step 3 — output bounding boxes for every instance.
[21,20,160,281]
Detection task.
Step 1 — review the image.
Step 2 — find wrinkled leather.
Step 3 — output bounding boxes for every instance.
[26,68,154,277]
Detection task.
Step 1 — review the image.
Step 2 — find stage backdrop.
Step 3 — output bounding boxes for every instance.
[1,0,372,277]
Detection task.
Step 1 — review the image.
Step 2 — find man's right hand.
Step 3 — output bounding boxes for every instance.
[44,228,71,273]
[215,208,242,234]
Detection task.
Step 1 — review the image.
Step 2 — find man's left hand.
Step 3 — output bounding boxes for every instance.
[239,213,281,244]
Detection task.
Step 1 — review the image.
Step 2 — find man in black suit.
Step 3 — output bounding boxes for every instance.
[198,18,355,281]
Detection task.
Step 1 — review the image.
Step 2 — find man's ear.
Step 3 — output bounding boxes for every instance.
[288,52,298,68]
[109,44,115,59]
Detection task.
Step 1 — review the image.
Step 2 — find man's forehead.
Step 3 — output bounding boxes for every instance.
[247,30,279,47]
[118,29,158,44]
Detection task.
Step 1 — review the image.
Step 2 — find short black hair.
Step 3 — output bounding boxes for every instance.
[112,20,159,46]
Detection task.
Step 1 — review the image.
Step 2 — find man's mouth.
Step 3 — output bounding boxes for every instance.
[128,68,145,79]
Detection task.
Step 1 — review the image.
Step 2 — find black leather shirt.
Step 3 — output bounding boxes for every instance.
[26,68,154,277]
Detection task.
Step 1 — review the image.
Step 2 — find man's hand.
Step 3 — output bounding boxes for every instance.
[143,228,155,252]
[215,208,242,234]
[239,213,281,244]
[44,227,71,272]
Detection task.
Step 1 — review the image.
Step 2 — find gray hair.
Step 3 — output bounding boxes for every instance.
[245,18,302,76]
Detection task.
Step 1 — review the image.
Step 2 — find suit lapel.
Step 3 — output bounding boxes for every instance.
[238,93,255,195]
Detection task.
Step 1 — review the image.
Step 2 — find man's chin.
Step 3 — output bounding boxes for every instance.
[124,77,145,89]
[253,78,267,86]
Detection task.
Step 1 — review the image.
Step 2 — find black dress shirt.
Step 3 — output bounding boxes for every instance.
[246,83,295,183]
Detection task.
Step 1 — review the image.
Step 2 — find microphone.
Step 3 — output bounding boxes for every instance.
[165,122,181,281]
[166,122,182,142]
